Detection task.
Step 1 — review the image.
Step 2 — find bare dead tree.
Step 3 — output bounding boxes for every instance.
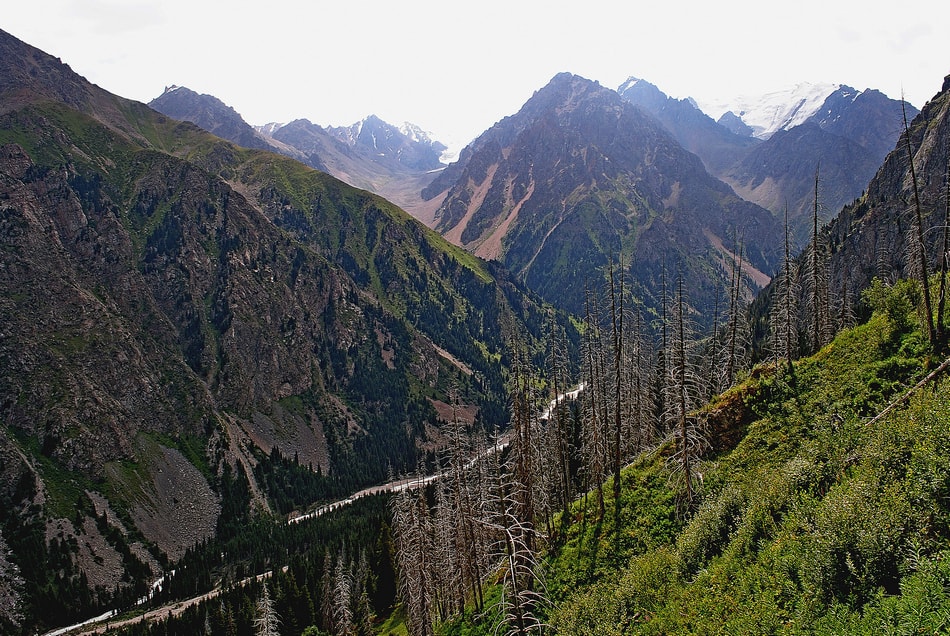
[390,487,435,636]
[654,262,670,432]
[545,320,574,526]
[508,343,540,550]
[332,550,355,635]
[253,584,280,636]
[622,304,656,458]
[481,472,547,636]
[723,236,750,390]
[937,154,950,350]
[771,205,799,373]
[902,96,936,348]
[665,273,708,513]
[444,387,489,614]
[319,551,335,631]
[803,164,832,353]
[608,261,625,532]
[582,286,607,520]
[431,480,463,621]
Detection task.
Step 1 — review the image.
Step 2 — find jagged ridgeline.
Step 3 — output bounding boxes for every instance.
[422,73,784,326]
[0,28,576,632]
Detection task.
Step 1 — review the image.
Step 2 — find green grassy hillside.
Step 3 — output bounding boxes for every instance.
[443,278,950,635]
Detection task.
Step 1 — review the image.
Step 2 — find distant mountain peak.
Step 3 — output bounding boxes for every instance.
[617,76,646,93]
[695,82,844,139]
[425,71,781,323]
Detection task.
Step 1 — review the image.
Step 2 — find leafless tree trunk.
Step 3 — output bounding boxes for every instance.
[771,206,799,373]
[609,262,625,532]
[936,155,950,349]
[902,96,936,348]
[582,287,607,520]
[724,238,750,388]
[390,487,435,636]
[545,321,574,527]
[333,551,355,635]
[666,273,707,513]
[481,471,547,635]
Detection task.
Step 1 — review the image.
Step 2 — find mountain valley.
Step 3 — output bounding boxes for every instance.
[2,23,950,636]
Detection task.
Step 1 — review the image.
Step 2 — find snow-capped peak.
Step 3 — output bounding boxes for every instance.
[617,76,644,94]
[399,121,433,145]
[694,82,846,139]
[256,122,285,136]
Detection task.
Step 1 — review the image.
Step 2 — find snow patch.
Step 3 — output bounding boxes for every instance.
[694,82,844,139]
[617,76,642,93]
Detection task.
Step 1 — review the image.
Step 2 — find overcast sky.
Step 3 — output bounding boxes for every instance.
[4,0,949,150]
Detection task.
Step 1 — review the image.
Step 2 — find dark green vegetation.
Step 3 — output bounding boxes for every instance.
[107,494,399,636]
[443,277,950,635]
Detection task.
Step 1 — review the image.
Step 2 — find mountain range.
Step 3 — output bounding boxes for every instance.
[420,72,781,322]
[826,74,950,305]
[149,86,446,220]
[619,78,915,246]
[148,73,913,323]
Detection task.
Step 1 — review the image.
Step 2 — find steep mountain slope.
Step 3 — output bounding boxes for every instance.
[423,72,782,322]
[0,28,569,632]
[726,121,881,245]
[148,85,292,155]
[825,75,950,305]
[148,89,445,221]
[617,77,758,176]
[700,81,842,139]
[325,114,447,172]
[266,116,444,220]
[541,286,950,634]
[723,86,916,247]
[812,86,912,163]
[621,78,914,248]
[431,81,950,628]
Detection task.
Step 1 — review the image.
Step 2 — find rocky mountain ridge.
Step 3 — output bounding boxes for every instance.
[148,87,446,220]
[619,77,915,247]
[825,74,950,304]
[422,72,782,323]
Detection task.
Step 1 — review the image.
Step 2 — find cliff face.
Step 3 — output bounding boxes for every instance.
[826,76,950,299]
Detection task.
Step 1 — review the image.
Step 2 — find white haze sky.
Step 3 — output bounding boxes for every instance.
[4,0,949,150]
